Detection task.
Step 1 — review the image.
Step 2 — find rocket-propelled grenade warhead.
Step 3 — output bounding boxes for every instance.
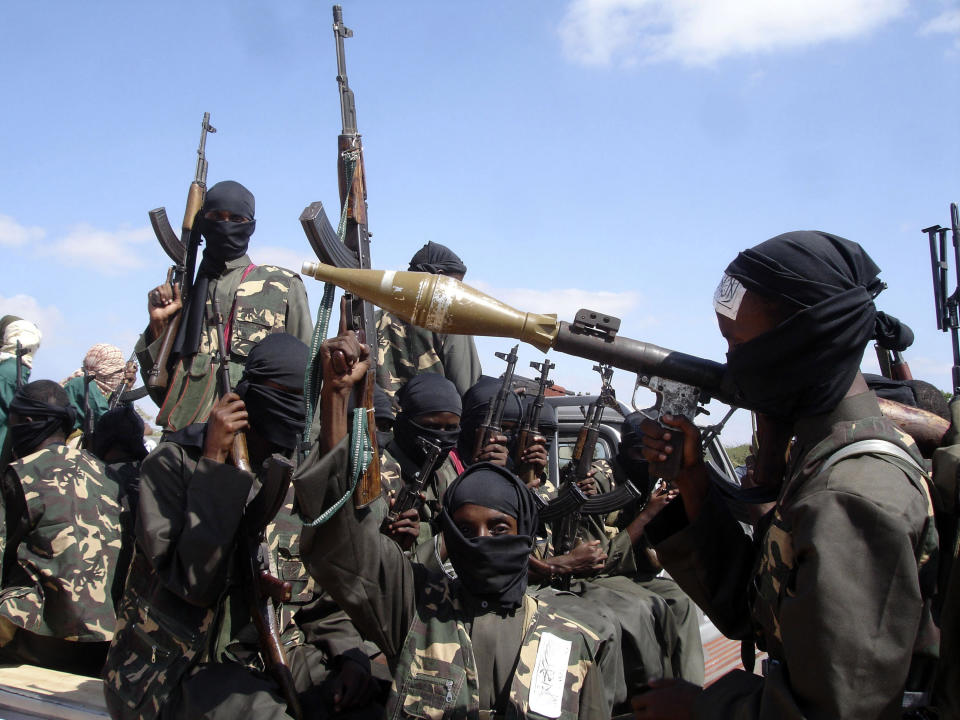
[301,261,560,351]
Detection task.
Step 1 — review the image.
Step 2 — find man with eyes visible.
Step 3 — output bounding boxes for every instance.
[137,180,313,433]
[378,374,465,552]
[295,332,610,719]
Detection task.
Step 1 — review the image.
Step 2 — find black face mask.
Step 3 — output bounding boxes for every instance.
[199,217,255,265]
[8,394,75,458]
[394,418,459,464]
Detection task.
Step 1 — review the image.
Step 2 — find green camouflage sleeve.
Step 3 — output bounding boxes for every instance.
[295,436,418,662]
[137,444,255,607]
[437,333,482,396]
[283,275,314,346]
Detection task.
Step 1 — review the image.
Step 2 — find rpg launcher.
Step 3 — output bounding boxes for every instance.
[299,263,732,479]
[474,345,520,462]
[380,436,445,550]
[147,111,216,390]
[514,357,554,486]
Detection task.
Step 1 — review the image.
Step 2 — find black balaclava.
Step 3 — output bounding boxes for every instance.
[9,381,76,458]
[439,462,538,611]
[175,180,257,359]
[373,384,396,449]
[408,241,467,276]
[235,333,307,451]
[393,374,462,466]
[719,231,912,422]
[92,404,147,462]
[457,376,523,463]
[618,411,653,499]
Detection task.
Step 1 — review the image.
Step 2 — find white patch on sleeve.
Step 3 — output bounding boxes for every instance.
[713,274,747,320]
[529,632,572,719]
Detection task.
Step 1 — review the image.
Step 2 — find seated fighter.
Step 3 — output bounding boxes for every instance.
[295,332,610,719]
[0,380,123,675]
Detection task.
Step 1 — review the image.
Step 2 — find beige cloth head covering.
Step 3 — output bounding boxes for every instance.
[63,343,125,396]
[0,317,42,368]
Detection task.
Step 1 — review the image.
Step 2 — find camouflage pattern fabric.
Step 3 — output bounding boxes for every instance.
[376,310,481,399]
[387,576,600,720]
[1,444,121,642]
[750,417,936,662]
[137,257,313,431]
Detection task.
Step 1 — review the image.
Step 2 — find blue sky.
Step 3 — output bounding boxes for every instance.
[2,0,958,443]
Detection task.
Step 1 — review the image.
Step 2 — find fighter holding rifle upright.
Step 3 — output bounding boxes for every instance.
[139,114,312,433]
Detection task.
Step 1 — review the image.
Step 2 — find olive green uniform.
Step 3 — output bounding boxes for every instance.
[647,392,937,720]
[103,437,374,720]
[136,257,313,431]
[0,358,29,471]
[0,444,122,675]
[375,309,481,398]
[295,437,609,719]
[62,375,109,432]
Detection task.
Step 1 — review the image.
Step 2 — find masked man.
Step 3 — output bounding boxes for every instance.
[295,332,609,718]
[634,231,936,720]
[138,180,313,432]
[0,316,42,467]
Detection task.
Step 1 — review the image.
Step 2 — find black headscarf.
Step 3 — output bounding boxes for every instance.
[373,384,396,448]
[92,404,147,462]
[393,374,462,465]
[236,333,307,451]
[175,180,257,359]
[457,376,523,463]
[439,462,538,610]
[721,231,912,421]
[408,241,467,276]
[9,381,76,458]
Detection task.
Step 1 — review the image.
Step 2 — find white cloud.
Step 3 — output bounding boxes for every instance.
[471,280,642,322]
[0,214,45,247]
[255,245,313,275]
[559,0,908,66]
[920,9,960,51]
[40,223,153,274]
[0,294,66,349]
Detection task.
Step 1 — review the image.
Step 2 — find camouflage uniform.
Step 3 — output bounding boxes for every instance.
[647,392,937,720]
[376,309,481,399]
[295,437,609,718]
[136,256,313,431]
[0,444,122,674]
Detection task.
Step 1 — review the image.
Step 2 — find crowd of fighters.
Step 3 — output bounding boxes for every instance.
[0,178,957,719]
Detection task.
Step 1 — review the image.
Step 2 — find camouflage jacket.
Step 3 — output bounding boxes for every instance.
[649,392,937,720]
[0,444,122,641]
[376,309,481,399]
[136,256,313,431]
[388,576,601,720]
[295,437,607,719]
[102,438,256,720]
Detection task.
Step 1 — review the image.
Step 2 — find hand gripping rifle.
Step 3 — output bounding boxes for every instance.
[300,6,380,508]
[473,345,520,462]
[546,365,615,590]
[212,300,301,718]
[212,299,251,474]
[146,112,216,390]
[514,358,554,486]
[925,204,960,399]
[380,437,444,547]
[107,351,149,410]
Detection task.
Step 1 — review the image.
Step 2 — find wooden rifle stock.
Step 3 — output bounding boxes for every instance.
[354,370,382,508]
[212,300,251,473]
[878,397,949,457]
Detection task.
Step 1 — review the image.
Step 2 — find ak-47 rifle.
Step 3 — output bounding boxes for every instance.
[80,370,95,450]
[380,436,444,549]
[107,352,149,410]
[147,111,216,390]
[548,365,614,590]
[212,300,251,474]
[925,208,960,398]
[14,341,25,389]
[474,345,520,462]
[300,5,380,508]
[514,358,554,486]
